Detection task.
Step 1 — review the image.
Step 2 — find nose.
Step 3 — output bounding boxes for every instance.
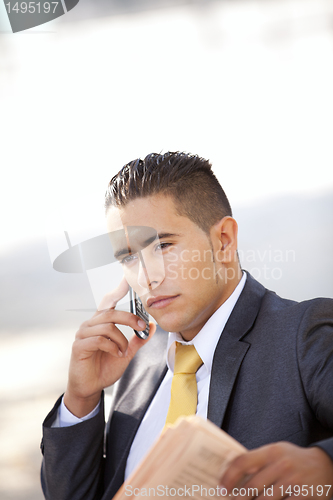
[136,250,165,293]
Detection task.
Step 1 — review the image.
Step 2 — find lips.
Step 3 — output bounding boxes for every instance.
[146,295,180,309]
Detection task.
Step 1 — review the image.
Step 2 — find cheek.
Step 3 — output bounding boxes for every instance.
[164,255,216,283]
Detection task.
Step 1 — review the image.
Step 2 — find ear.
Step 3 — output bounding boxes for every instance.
[210,216,238,264]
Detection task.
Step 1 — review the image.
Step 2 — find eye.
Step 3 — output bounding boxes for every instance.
[120,253,138,265]
[156,242,171,251]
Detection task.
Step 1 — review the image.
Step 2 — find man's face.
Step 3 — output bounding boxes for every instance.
[107,194,231,340]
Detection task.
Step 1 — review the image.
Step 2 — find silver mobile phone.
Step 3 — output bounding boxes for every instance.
[129,287,150,340]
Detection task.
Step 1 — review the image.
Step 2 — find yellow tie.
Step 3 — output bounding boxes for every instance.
[165,342,203,426]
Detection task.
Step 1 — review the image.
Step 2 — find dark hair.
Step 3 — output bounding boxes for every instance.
[105,152,232,234]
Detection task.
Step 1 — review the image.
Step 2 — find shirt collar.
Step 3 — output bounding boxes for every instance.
[166,272,247,373]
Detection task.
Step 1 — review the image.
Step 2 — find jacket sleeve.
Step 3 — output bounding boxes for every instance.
[41,394,106,500]
[297,298,333,461]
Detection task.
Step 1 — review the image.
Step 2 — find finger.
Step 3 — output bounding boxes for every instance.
[73,335,125,359]
[127,322,157,359]
[233,465,280,500]
[95,277,129,314]
[87,309,147,332]
[221,449,268,492]
[76,323,129,355]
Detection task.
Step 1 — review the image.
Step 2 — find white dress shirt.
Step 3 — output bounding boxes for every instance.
[55,273,247,480]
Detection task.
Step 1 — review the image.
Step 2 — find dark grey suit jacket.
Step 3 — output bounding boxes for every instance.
[41,273,333,500]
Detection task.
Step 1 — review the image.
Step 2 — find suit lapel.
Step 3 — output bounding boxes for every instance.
[208,273,266,428]
[111,327,168,423]
[112,361,168,421]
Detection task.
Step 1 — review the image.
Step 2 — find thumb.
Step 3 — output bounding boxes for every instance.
[127,322,157,359]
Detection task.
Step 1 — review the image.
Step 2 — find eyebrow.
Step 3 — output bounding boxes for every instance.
[113,232,182,260]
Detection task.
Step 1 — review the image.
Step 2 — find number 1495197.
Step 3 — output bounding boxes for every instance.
[5,2,59,14]
[279,485,332,497]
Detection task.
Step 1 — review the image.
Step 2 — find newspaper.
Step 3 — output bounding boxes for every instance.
[114,416,246,500]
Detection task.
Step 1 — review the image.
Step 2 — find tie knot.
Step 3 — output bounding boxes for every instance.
[174,342,203,375]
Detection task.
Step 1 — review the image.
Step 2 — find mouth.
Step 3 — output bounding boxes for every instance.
[146,295,180,309]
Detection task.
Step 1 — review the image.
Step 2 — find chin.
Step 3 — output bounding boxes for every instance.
[154,314,191,335]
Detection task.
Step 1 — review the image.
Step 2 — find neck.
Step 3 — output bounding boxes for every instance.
[219,263,243,303]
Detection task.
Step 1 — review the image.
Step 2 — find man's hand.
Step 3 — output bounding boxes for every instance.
[220,442,333,500]
[63,278,155,418]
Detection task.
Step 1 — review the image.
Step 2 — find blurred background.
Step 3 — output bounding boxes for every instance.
[1,0,333,498]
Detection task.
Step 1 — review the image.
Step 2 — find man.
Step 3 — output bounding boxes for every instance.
[41,152,333,500]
